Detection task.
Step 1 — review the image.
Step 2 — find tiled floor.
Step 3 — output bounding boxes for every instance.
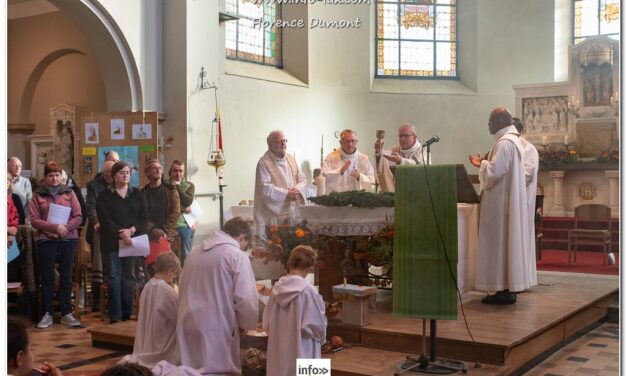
[28,311,618,376]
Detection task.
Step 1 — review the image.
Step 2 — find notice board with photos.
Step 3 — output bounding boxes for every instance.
[77,111,160,187]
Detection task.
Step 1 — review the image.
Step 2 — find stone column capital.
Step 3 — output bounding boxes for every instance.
[605,170,619,179]
[549,170,566,179]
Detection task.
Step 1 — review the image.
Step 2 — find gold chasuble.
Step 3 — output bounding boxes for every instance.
[393,165,458,320]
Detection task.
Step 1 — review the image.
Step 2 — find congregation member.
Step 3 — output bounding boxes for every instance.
[8,317,64,376]
[8,178,22,283]
[322,129,375,192]
[85,160,115,311]
[60,170,87,226]
[8,178,25,225]
[253,130,306,233]
[142,160,180,243]
[124,252,181,367]
[30,162,83,328]
[177,217,258,374]
[513,117,539,286]
[469,108,531,304]
[263,246,327,376]
[166,160,195,265]
[8,156,32,221]
[97,161,148,323]
[374,123,426,193]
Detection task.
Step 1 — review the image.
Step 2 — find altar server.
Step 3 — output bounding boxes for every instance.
[124,252,180,367]
[263,246,327,376]
[176,217,258,374]
[513,117,539,287]
[322,129,375,192]
[469,108,531,304]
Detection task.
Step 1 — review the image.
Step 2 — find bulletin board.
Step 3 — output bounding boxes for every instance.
[77,111,159,187]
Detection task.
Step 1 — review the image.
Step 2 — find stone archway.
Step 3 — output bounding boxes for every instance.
[48,0,142,111]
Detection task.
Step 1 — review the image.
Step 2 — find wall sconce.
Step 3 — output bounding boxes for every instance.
[610,92,619,116]
[568,96,580,118]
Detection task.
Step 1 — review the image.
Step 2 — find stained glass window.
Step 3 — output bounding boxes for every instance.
[376,0,457,79]
[573,0,620,44]
[225,0,282,66]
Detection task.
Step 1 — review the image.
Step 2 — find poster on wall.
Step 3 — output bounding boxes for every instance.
[111,119,125,140]
[132,124,152,140]
[98,146,140,187]
[85,123,100,144]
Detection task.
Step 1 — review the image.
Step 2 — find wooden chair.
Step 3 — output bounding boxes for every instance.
[567,204,612,265]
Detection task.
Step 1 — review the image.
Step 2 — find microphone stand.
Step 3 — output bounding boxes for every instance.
[426,143,432,165]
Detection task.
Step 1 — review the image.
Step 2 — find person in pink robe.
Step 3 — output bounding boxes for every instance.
[263,246,327,376]
[176,217,258,375]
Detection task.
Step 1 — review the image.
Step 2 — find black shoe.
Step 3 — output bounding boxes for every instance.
[481,290,516,304]
[109,319,120,324]
[91,282,101,311]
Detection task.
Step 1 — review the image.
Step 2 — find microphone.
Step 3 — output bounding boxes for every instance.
[423,135,440,147]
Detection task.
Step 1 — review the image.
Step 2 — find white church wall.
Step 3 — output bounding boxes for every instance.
[100,0,559,233]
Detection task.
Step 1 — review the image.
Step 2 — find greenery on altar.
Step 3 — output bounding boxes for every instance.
[352,225,394,288]
[309,190,395,208]
[596,147,619,164]
[252,220,312,268]
[538,143,578,167]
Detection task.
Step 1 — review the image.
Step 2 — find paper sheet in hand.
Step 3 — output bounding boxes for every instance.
[183,200,204,227]
[47,203,71,224]
[118,234,150,258]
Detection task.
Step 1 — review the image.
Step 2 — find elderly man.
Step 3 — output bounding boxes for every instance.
[321,129,375,192]
[253,130,306,234]
[177,217,258,374]
[469,108,531,304]
[513,117,539,285]
[8,157,32,220]
[141,160,180,243]
[85,160,114,311]
[374,123,426,192]
[166,160,196,265]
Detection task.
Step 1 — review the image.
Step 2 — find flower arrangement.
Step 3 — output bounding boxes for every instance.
[596,148,619,164]
[354,224,394,267]
[252,219,313,268]
[538,143,577,167]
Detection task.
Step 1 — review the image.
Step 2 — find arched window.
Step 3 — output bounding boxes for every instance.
[225,0,282,66]
[573,0,620,44]
[375,0,457,79]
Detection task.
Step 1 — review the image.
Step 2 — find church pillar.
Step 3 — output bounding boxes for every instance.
[605,170,619,217]
[549,171,566,216]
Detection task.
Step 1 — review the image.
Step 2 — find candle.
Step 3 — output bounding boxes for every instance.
[320,134,324,167]
[217,116,223,150]
[542,136,548,145]
[564,135,569,145]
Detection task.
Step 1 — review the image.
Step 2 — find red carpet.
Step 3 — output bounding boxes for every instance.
[537,250,619,275]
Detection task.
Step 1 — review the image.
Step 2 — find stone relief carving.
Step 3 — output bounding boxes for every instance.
[522,96,570,135]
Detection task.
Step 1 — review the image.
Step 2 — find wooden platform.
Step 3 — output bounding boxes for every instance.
[88,271,618,375]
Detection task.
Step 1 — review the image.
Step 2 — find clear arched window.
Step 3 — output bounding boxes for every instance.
[375,0,457,79]
[573,0,620,44]
[225,0,282,66]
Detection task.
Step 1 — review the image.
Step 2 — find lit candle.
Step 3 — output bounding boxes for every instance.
[564,135,569,144]
[542,136,548,145]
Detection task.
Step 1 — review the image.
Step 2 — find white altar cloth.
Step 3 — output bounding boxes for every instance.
[227,203,478,292]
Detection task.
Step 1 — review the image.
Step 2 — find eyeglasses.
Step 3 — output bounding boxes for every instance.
[271,139,288,144]
[399,134,415,139]
[342,139,358,144]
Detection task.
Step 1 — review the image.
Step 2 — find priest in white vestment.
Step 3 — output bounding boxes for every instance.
[514,117,539,287]
[470,108,531,304]
[176,217,258,375]
[375,123,426,193]
[253,130,307,279]
[123,252,180,367]
[321,129,375,192]
[263,246,327,376]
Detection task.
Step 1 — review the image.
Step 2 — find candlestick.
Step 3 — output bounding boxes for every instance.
[320,134,324,167]
[564,135,569,145]
[542,136,548,145]
[218,116,223,150]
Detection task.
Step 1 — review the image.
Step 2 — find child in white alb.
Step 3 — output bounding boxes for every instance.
[122,251,181,368]
[263,246,327,376]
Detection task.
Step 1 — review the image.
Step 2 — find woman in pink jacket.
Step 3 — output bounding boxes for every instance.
[30,162,83,329]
